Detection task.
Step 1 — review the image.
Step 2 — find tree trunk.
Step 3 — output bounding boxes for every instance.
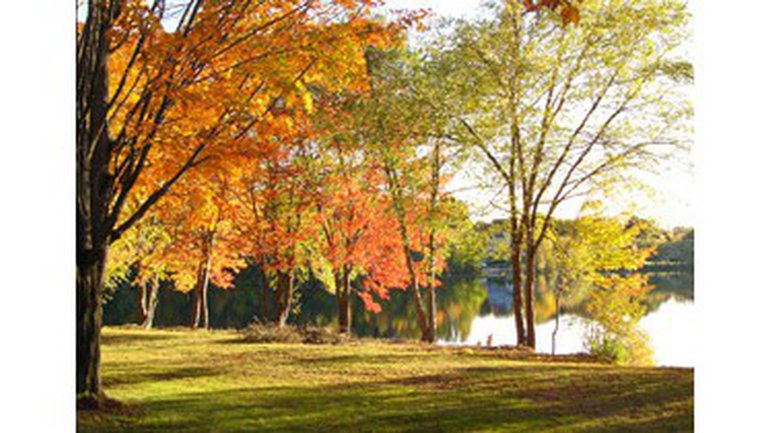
[552,287,561,356]
[510,217,526,346]
[190,256,211,329]
[76,0,120,398]
[190,262,204,328]
[399,225,429,338]
[259,262,270,323]
[408,273,430,340]
[422,140,440,344]
[523,248,537,349]
[76,243,107,397]
[141,276,159,329]
[201,266,210,329]
[337,267,352,334]
[191,231,214,329]
[424,231,438,343]
[424,285,437,343]
[275,271,294,328]
[138,279,148,325]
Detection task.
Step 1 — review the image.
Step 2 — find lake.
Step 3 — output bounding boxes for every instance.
[438,297,694,367]
[358,272,695,367]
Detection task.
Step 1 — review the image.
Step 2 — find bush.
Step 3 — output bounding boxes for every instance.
[241,323,303,344]
[584,325,654,366]
[241,323,349,345]
[301,326,349,345]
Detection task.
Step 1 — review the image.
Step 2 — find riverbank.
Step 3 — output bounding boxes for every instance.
[78,327,693,432]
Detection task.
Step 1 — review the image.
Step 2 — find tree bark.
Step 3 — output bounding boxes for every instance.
[552,286,561,356]
[509,205,526,346]
[190,259,211,329]
[275,271,294,328]
[424,284,437,343]
[191,231,214,329]
[76,0,121,398]
[190,261,204,329]
[523,247,537,348]
[141,276,159,329]
[424,230,437,343]
[138,279,149,325]
[77,243,107,397]
[408,272,430,340]
[337,267,352,334]
[422,141,440,344]
[201,266,210,329]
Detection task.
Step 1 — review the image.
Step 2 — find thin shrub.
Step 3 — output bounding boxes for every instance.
[241,323,349,345]
[584,325,654,366]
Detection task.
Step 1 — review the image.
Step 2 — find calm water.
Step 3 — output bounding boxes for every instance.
[351,271,694,367]
[438,297,694,367]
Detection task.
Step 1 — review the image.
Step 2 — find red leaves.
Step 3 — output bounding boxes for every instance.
[523,0,582,25]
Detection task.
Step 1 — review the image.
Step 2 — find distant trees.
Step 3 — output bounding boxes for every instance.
[104,209,170,329]
[651,228,694,270]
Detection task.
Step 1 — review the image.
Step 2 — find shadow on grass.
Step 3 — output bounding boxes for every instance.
[103,366,221,388]
[291,353,429,367]
[102,332,179,346]
[82,363,692,433]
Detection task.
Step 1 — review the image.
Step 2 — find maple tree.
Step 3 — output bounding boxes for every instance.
[77,0,411,399]
[221,14,414,330]
[313,149,411,333]
[159,169,247,329]
[358,46,468,342]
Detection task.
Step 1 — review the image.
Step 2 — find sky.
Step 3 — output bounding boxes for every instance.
[379,0,695,229]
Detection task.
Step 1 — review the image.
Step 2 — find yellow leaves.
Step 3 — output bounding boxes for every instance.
[296,80,314,114]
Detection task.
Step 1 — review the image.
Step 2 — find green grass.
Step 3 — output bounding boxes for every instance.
[78,327,693,432]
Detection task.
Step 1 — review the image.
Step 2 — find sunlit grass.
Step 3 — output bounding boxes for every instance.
[78,327,693,432]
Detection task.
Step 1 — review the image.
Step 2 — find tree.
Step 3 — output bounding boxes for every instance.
[584,272,655,365]
[544,212,653,355]
[313,161,400,334]
[359,47,449,342]
[306,73,430,334]
[159,170,248,330]
[77,0,408,399]
[436,0,690,348]
[104,208,171,329]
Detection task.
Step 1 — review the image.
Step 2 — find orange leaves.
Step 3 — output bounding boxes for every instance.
[94,0,419,307]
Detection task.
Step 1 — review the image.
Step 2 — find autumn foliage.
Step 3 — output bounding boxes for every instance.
[78,0,689,402]
[97,0,434,336]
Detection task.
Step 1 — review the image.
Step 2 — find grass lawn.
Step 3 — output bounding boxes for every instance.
[77,327,693,432]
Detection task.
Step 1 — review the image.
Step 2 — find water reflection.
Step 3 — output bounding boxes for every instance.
[103,263,694,367]
[438,298,694,367]
[352,271,694,367]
